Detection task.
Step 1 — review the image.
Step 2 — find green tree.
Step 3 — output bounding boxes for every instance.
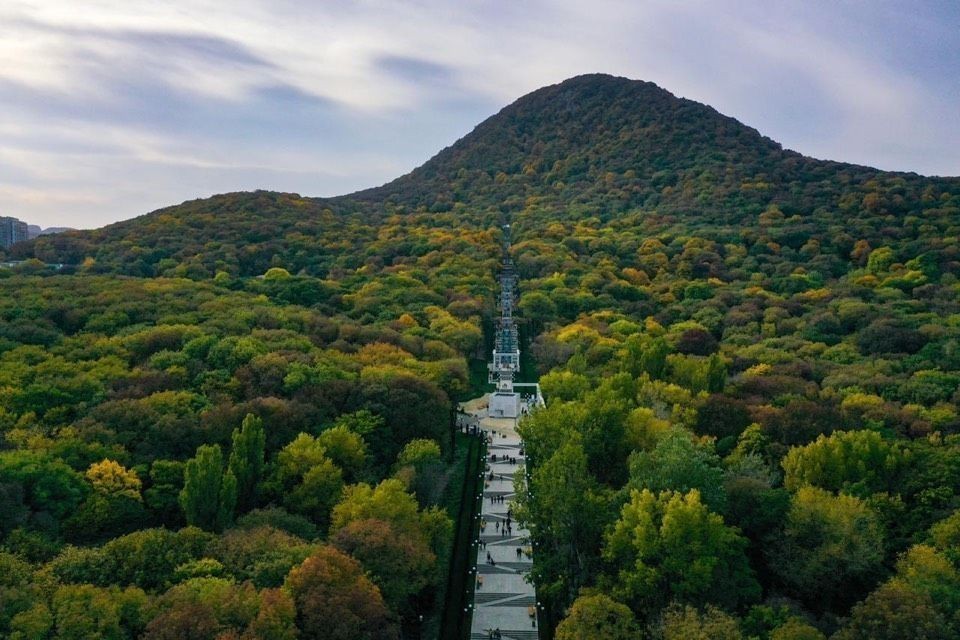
[519,291,557,332]
[866,246,896,274]
[603,489,759,612]
[49,526,213,591]
[228,413,266,513]
[144,460,185,527]
[0,450,87,525]
[706,353,727,393]
[770,618,825,640]
[929,509,960,566]
[641,337,670,379]
[329,478,450,561]
[210,525,315,588]
[833,580,950,640]
[269,433,327,491]
[143,576,260,639]
[263,267,291,280]
[179,444,236,532]
[629,428,726,512]
[782,430,907,496]
[66,459,147,543]
[768,486,884,612]
[284,459,343,529]
[515,438,611,612]
[554,593,640,640]
[8,603,52,640]
[657,603,743,640]
[331,518,436,613]
[0,552,43,638]
[51,584,147,640]
[317,425,367,481]
[890,544,960,633]
[395,439,441,469]
[393,438,443,503]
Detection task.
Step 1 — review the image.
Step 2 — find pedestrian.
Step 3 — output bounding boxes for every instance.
[486,551,492,563]
[516,547,522,559]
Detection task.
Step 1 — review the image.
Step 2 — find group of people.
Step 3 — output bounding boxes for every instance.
[485,628,504,639]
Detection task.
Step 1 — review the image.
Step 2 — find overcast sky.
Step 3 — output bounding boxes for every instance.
[2,1,958,229]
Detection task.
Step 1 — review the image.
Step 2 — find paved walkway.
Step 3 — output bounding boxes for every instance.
[468,423,539,640]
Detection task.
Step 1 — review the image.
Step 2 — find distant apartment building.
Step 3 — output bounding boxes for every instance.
[0,216,30,249]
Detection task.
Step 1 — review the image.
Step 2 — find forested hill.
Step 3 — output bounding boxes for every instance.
[14,73,960,278]
[355,73,807,214]
[6,74,960,639]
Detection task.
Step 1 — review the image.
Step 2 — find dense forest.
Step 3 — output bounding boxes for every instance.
[3,74,960,639]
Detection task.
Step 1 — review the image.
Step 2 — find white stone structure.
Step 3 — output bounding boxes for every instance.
[488,243,522,418]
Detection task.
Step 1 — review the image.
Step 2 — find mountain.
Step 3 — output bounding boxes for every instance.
[6,74,960,639]
[354,73,800,213]
[16,73,960,277]
[27,224,74,239]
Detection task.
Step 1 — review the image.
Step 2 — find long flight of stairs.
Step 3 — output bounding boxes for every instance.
[469,434,539,640]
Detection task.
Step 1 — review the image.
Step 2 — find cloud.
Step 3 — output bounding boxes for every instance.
[0,0,957,228]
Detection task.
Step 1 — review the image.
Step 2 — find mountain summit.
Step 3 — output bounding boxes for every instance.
[356,74,788,209]
[14,74,960,276]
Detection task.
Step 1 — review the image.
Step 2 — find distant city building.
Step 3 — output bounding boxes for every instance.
[0,216,29,249]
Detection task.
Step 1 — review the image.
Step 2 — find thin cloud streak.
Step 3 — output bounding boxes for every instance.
[0,0,957,228]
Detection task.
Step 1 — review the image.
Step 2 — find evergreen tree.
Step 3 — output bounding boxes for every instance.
[228,413,265,513]
[179,444,235,532]
[641,337,670,380]
[706,353,727,393]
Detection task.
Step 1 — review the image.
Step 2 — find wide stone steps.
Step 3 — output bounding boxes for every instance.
[471,632,539,640]
[468,430,539,639]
